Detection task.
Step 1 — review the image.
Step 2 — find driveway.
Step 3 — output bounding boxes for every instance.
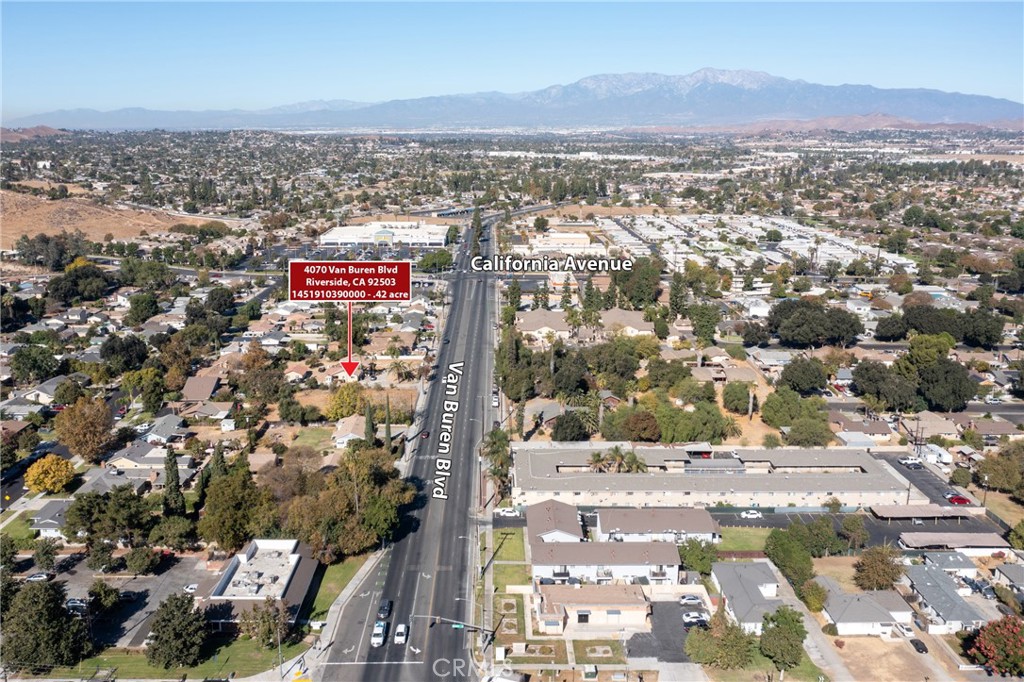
[626,601,691,663]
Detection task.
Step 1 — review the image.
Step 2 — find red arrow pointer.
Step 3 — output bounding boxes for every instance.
[341,301,360,377]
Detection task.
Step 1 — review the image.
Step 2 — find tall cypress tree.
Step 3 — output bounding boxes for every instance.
[384,396,392,454]
[364,401,376,445]
[163,447,185,517]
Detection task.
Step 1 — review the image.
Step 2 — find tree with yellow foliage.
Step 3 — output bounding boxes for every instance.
[25,454,75,493]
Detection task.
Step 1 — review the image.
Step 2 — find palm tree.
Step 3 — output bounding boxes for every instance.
[390,360,410,382]
[605,446,627,473]
[588,452,608,473]
[724,417,742,439]
[623,452,648,473]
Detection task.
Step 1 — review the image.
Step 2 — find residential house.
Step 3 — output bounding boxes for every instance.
[517,309,572,346]
[599,309,655,338]
[530,542,680,585]
[24,375,72,405]
[284,362,312,384]
[533,584,651,635]
[904,565,987,634]
[592,508,721,544]
[710,561,783,635]
[30,500,74,541]
[526,499,584,543]
[992,564,1024,591]
[181,376,220,403]
[924,552,979,580]
[333,414,366,449]
[143,415,192,445]
[814,575,911,637]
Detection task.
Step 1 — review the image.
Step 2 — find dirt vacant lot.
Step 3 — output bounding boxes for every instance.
[836,637,925,682]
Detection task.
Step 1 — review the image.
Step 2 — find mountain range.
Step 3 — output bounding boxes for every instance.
[6,68,1022,131]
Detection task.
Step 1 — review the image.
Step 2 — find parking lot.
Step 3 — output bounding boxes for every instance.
[712,510,1003,547]
[626,601,693,663]
[38,552,214,647]
[872,452,971,507]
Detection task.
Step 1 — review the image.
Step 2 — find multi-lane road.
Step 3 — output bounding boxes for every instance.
[322,229,495,682]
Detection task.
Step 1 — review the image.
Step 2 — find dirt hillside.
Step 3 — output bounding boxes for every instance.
[0,190,204,249]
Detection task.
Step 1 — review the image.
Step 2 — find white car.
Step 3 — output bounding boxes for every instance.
[681,610,708,623]
[495,508,521,518]
[739,510,763,520]
[183,584,199,594]
[678,595,704,607]
[895,623,914,638]
[134,423,152,433]
[897,456,922,466]
[370,620,387,648]
[394,623,409,645]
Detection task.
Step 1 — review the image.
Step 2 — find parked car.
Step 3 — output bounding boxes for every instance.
[495,508,521,518]
[948,495,971,505]
[377,599,393,620]
[25,573,52,583]
[183,583,199,594]
[906,462,924,470]
[910,639,929,654]
[682,611,708,623]
[679,595,704,607]
[895,623,914,637]
[982,586,997,600]
[420,431,430,440]
[997,604,1017,617]
[942,490,960,500]
[897,457,922,466]
[394,623,409,645]
[739,510,763,519]
[370,620,387,648]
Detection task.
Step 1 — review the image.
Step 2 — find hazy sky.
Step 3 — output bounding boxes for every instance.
[2,2,1022,120]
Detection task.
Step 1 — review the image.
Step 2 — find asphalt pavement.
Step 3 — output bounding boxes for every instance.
[323,224,495,682]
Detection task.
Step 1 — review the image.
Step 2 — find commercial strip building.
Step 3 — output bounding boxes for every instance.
[317,221,449,248]
[203,539,318,630]
[509,443,928,508]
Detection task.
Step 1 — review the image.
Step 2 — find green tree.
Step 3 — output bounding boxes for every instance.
[950,467,973,488]
[163,448,185,517]
[0,533,17,568]
[801,579,827,612]
[550,412,590,441]
[918,358,975,412]
[0,582,91,672]
[722,382,755,415]
[124,546,159,576]
[89,579,121,611]
[10,345,60,383]
[688,304,721,346]
[760,606,808,681]
[145,593,208,668]
[839,515,869,551]
[678,539,718,575]
[33,537,60,573]
[126,292,159,326]
[364,400,376,445]
[197,470,260,551]
[785,417,833,447]
[239,596,290,649]
[1009,520,1024,550]
[149,516,197,551]
[854,545,904,590]
[779,357,828,396]
[765,528,814,588]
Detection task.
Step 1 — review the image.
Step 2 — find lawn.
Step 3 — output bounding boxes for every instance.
[492,527,525,562]
[493,594,526,646]
[45,634,309,679]
[719,526,773,552]
[492,563,531,591]
[292,426,333,452]
[572,639,626,665]
[707,648,828,682]
[309,553,368,620]
[1,512,36,550]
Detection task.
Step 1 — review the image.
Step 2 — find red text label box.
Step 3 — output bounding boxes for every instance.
[288,260,412,302]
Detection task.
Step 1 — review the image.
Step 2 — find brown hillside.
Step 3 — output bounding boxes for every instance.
[0,190,204,249]
[0,126,68,143]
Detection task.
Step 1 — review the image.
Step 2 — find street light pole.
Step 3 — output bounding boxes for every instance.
[984,474,990,507]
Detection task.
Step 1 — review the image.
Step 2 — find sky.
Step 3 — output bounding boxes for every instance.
[2,2,1022,120]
